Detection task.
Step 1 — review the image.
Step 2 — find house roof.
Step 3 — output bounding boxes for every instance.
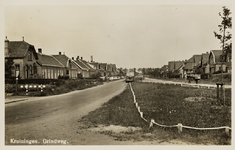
[37,53,64,67]
[81,59,94,70]
[73,59,89,71]
[210,50,222,63]
[7,41,38,59]
[53,54,78,69]
[52,54,70,67]
[99,63,107,70]
[161,65,168,70]
[201,53,209,64]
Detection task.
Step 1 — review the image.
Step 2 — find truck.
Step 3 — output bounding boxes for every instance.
[125,71,134,83]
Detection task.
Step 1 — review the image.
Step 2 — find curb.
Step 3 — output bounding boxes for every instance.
[5,98,28,104]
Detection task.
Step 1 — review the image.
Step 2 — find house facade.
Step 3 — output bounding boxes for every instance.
[5,37,39,79]
[37,49,65,79]
[53,52,79,79]
[208,50,226,74]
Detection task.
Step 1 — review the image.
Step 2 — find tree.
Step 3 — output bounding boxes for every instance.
[214,6,232,61]
[5,59,14,79]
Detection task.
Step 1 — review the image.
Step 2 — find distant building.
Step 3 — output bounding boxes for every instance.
[184,55,201,73]
[168,61,184,72]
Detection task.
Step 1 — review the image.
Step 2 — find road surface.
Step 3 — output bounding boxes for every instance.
[5,80,127,145]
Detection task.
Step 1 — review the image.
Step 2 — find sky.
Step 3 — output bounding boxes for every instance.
[4,4,232,69]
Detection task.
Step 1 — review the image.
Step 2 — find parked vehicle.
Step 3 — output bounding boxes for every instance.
[187,73,201,83]
[125,71,135,83]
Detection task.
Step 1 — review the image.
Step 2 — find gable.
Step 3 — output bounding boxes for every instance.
[7,41,38,59]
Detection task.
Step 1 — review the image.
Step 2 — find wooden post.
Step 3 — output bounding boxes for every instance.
[177,123,182,133]
[149,119,154,129]
[216,83,220,102]
[225,127,229,136]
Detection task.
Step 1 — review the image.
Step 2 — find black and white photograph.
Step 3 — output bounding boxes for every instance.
[2,0,233,147]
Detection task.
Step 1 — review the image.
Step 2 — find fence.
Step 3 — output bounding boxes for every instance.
[128,83,231,135]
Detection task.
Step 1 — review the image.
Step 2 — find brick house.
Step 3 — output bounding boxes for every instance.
[36,49,65,79]
[5,37,39,79]
[168,61,184,72]
[184,55,201,73]
[208,50,226,74]
[201,52,210,74]
[72,56,90,78]
[53,52,79,79]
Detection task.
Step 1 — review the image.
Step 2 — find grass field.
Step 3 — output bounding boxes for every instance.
[80,82,231,145]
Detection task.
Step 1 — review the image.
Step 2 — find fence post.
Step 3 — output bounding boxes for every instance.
[140,112,143,118]
[225,127,229,136]
[177,123,182,134]
[149,119,154,129]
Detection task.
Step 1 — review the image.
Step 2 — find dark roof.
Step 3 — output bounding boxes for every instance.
[194,55,201,65]
[52,54,70,67]
[99,63,107,70]
[37,53,64,67]
[7,41,38,59]
[211,50,222,63]
[89,62,99,69]
[81,60,94,70]
[202,53,209,64]
[73,59,89,70]
[184,62,194,70]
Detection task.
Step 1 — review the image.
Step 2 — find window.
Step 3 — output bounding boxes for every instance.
[29,65,32,75]
[15,64,20,78]
[28,51,32,61]
[33,63,37,74]
[25,65,28,79]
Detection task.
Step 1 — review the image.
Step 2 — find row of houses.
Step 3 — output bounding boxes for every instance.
[5,37,120,80]
[160,48,232,78]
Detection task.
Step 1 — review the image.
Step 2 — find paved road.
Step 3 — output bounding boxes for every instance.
[5,80,127,145]
[143,78,232,89]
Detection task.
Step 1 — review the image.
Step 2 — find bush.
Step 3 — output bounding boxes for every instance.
[201,73,211,79]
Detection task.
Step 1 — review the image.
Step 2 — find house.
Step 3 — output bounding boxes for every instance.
[89,61,106,77]
[72,56,90,78]
[184,55,201,73]
[201,52,210,74]
[36,49,65,79]
[208,50,225,74]
[160,65,168,78]
[80,58,96,77]
[99,63,108,76]
[5,37,39,79]
[168,61,185,72]
[175,63,185,78]
[53,52,79,79]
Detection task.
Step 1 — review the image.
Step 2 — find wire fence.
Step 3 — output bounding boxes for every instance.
[128,83,231,135]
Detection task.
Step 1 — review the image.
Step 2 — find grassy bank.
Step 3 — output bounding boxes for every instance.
[80,82,231,145]
[147,73,231,85]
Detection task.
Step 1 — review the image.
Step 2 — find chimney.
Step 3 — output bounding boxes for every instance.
[81,57,83,60]
[38,48,42,54]
[91,55,93,62]
[63,52,65,55]
[5,36,9,57]
[22,36,24,41]
[59,52,61,55]
[72,57,74,60]
[76,56,79,60]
